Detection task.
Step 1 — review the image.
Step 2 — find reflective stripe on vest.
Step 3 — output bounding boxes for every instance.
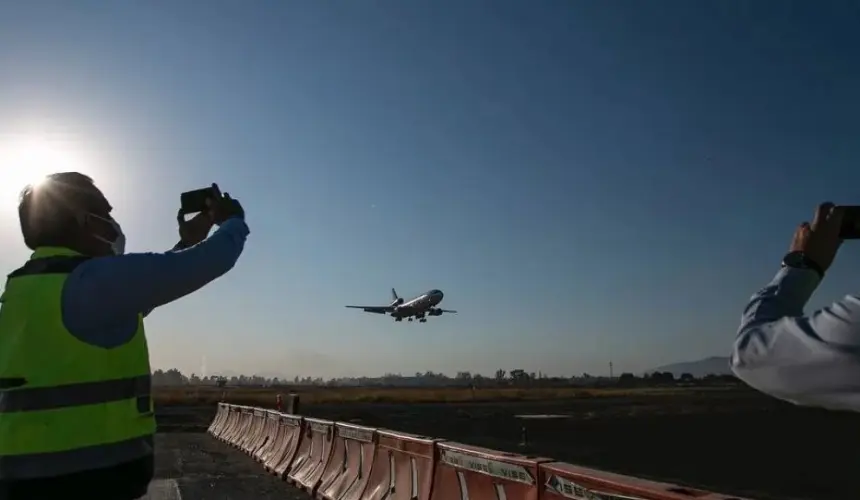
[0,374,151,413]
[0,435,154,480]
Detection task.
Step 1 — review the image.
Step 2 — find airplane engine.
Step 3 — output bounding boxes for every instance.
[428,309,442,317]
[391,298,404,307]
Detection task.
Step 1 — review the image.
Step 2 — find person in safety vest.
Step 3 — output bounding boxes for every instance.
[0,172,248,500]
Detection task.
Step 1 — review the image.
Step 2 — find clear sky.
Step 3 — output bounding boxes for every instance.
[1,1,858,379]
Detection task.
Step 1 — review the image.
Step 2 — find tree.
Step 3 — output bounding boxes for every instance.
[679,373,695,382]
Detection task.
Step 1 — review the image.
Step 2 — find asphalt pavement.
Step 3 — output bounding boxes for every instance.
[142,433,309,500]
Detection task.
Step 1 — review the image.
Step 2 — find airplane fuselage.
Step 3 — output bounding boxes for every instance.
[390,290,444,319]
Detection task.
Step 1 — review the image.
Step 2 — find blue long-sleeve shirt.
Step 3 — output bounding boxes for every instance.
[732,266,860,411]
[61,217,250,348]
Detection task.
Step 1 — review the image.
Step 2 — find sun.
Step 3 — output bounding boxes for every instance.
[0,135,90,207]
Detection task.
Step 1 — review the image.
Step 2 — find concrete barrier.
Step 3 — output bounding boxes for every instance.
[287,418,335,494]
[431,442,549,500]
[224,406,253,447]
[216,405,241,441]
[362,430,438,500]
[317,423,378,500]
[540,462,751,500]
[253,410,282,462]
[207,403,229,436]
[269,413,305,478]
[211,404,235,441]
[238,408,266,454]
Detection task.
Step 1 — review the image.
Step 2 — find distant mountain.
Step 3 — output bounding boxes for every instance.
[647,356,732,378]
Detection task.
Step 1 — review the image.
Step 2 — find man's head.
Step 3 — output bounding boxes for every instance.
[18,172,125,256]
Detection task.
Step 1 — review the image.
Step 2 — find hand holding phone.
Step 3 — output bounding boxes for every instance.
[180,184,221,215]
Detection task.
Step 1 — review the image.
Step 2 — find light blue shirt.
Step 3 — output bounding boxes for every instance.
[61,217,250,348]
[732,266,860,411]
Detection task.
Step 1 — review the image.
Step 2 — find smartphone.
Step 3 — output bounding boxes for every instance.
[838,206,860,239]
[180,186,219,215]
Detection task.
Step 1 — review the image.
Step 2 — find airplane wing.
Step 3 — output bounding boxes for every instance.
[345,305,393,314]
[438,309,458,314]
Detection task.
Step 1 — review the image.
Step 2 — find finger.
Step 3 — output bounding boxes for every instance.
[177,208,186,225]
[211,183,222,199]
[812,202,835,230]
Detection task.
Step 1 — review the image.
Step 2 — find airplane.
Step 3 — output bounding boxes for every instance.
[345,288,457,323]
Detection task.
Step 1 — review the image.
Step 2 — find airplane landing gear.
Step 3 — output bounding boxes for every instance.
[408,317,414,322]
[394,317,403,322]
[419,318,427,323]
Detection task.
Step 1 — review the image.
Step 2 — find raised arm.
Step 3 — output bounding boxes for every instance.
[732,202,860,411]
[732,266,860,410]
[62,217,250,334]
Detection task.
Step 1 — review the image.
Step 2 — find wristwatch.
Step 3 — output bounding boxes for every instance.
[781,250,824,279]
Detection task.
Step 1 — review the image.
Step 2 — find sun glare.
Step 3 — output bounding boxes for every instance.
[0,135,90,207]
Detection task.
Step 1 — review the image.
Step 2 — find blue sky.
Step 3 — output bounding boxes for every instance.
[0,1,858,378]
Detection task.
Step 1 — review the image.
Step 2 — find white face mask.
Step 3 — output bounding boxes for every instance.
[89,214,126,256]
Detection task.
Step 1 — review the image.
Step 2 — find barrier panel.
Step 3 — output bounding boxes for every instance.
[540,462,751,500]
[237,408,265,453]
[219,405,243,442]
[287,418,335,494]
[270,413,305,477]
[431,442,549,500]
[228,406,255,448]
[247,409,274,458]
[219,405,244,445]
[317,423,378,500]
[207,403,229,436]
[362,429,438,500]
[252,410,281,462]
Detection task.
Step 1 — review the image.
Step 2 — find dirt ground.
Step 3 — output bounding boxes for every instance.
[156,387,860,500]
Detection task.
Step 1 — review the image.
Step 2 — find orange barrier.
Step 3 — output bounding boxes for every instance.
[540,462,751,500]
[221,405,245,443]
[362,430,438,500]
[431,442,549,500]
[204,405,754,500]
[207,403,229,436]
[238,408,265,454]
[247,409,272,458]
[224,406,253,447]
[317,423,378,500]
[253,410,281,462]
[235,408,256,451]
[287,418,335,494]
[270,413,305,478]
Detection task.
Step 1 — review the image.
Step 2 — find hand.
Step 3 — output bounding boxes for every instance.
[206,183,245,225]
[177,209,214,247]
[790,202,845,273]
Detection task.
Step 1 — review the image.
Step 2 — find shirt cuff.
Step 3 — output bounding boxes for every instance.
[772,266,821,308]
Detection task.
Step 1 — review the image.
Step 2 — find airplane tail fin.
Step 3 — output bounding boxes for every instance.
[391,288,399,301]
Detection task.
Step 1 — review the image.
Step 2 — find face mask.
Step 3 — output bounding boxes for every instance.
[88,214,126,256]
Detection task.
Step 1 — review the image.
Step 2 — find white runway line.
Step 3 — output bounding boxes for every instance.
[140,479,183,500]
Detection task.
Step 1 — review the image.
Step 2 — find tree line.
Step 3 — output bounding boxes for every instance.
[151,368,740,388]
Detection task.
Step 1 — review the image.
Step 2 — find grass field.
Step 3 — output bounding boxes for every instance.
[153,384,739,406]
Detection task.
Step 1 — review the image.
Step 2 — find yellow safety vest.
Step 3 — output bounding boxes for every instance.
[0,247,156,480]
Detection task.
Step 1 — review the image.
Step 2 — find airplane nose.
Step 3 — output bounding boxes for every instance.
[435,291,444,301]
